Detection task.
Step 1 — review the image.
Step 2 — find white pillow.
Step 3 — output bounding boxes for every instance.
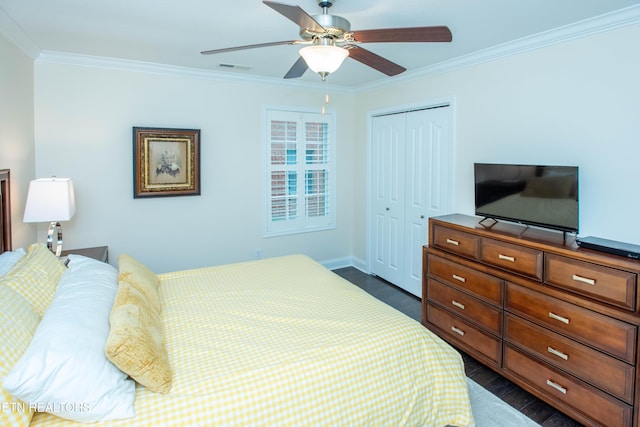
[3,254,137,422]
[0,248,26,277]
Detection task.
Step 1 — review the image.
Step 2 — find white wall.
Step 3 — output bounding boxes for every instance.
[353,23,640,262]
[0,31,36,248]
[22,21,640,272]
[34,64,357,272]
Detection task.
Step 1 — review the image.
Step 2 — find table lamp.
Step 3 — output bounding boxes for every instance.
[23,177,76,256]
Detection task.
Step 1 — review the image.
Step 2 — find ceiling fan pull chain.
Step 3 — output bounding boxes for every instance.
[322,94,329,115]
[322,80,330,115]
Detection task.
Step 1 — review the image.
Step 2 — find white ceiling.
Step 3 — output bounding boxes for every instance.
[1,0,640,88]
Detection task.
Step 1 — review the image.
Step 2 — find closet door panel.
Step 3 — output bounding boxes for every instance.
[404,107,452,296]
[371,114,406,285]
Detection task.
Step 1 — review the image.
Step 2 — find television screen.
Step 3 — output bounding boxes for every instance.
[474,163,579,233]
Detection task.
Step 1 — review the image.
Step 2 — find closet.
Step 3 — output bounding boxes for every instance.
[370,105,453,296]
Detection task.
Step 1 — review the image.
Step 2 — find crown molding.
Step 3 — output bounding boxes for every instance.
[0,6,40,58]
[9,4,640,93]
[355,4,640,92]
[35,51,355,93]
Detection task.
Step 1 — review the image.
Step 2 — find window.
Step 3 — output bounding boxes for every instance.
[264,108,336,236]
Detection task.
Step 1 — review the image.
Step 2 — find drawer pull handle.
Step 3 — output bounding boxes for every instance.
[446,238,460,246]
[498,254,515,262]
[548,312,570,324]
[546,379,567,394]
[547,346,569,360]
[451,326,465,336]
[572,274,596,286]
[451,300,465,310]
[452,274,466,283]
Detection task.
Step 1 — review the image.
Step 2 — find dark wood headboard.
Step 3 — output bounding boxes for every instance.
[0,169,11,252]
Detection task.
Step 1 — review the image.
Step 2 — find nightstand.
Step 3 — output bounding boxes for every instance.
[60,246,109,263]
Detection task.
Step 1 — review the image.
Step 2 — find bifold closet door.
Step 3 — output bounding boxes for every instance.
[371,106,452,296]
[403,106,452,296]
[371,113,406,287]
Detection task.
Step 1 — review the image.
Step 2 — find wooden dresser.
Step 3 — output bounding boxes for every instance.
[422,214,640,427]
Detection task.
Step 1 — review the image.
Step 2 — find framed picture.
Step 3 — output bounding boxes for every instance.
[133,127,201,198]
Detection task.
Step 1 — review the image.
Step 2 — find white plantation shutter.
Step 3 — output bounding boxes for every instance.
[265,108,336,236]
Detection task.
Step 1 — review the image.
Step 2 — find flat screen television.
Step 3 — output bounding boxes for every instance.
[474,163,579,233]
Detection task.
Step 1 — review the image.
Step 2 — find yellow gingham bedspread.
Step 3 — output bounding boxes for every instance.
[31,255,473,426]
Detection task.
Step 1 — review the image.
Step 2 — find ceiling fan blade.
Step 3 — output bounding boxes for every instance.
[283,56,308,79]
[263,1,325,33]
[347,46,406,76]
[351,26,452,43]
[201,40,298,55]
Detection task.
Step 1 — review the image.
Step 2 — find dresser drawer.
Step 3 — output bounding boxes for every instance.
[432,225,480,259]
[428,279,502,335]
[505,313,635,403]
[427,255,503,306]
[504,345,632,427]
[426,303,502,365]
[506,283,637,363]
[545,254,637,311]
[480,238,543,280]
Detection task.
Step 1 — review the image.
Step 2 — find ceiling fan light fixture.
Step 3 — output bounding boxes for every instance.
[299,44,348,78]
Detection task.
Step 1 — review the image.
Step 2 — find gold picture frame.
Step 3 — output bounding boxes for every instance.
[133,127,201,198]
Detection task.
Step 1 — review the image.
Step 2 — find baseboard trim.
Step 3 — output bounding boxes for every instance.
[321,256,367,272]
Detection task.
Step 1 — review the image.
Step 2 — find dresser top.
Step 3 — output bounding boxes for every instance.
[431,214,640,272]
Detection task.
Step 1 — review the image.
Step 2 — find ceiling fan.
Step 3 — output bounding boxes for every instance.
[201,0,452,81]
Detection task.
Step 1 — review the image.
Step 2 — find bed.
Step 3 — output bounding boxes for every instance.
[0,170,473,427]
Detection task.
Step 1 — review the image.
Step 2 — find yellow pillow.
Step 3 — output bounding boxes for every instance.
[105,281,171,394]
[0,286,41,426]
[117,254,160,311]
[0,243,65,315]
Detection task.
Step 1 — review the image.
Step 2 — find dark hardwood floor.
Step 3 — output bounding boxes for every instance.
[333,266,583,427]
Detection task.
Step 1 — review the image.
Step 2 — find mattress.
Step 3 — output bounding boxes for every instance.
[31,255,473,426]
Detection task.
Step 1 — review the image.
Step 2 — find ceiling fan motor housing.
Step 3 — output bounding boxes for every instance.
[300,14,351,41]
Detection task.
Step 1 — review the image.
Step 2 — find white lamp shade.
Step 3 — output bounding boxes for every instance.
[23,178,76,223]
[299,45,349,74]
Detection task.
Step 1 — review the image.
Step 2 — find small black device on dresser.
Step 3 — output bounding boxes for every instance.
[577,236,640,259]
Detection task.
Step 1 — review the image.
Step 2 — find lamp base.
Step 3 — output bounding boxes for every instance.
[47,221,64,257]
